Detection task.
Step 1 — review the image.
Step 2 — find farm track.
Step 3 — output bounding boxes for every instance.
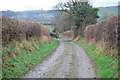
[22,39,97,78]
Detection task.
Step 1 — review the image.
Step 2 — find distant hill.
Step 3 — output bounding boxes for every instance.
[97,5,120,22]
[0,5,119,23]
[0,10,60,24]
[98,6,119,16]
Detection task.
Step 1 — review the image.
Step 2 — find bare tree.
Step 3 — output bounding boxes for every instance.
[53,12,75,33]
[54,0,99,38]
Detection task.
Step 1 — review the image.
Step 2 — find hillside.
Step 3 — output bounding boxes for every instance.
[0,10,60,24]
[98,5,120,22]
[0,6,119,23]
[98,5,119,16]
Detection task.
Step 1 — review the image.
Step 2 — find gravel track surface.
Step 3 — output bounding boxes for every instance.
[21,39,97,78]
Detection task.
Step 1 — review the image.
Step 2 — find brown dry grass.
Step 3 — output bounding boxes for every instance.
[3,38,41,57]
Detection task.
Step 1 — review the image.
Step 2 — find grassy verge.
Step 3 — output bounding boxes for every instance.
[2,38,59,78]
[76,41,118,78]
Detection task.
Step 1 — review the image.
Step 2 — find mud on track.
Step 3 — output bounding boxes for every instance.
[22,39,97,78]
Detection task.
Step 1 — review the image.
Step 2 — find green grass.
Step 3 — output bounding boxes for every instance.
[2,38,59,78]
[47,25,54,32]
[76,41,118,78]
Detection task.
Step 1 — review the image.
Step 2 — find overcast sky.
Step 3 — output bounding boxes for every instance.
[0,0,119,11]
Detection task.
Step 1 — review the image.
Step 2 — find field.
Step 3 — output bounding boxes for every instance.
[47,25,55,32]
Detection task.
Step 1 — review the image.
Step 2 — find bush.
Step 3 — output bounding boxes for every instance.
[41,25,50,37]
[25,22,42,40]
[62,30,74,39]
[2,16,26,44]
[1,15,51,45]
[84,15,119,54]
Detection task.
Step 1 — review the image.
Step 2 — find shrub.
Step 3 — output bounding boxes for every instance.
[62,30,74,39]
[1,15,51,45]
[2,16,26,44]
[84,15,119,55]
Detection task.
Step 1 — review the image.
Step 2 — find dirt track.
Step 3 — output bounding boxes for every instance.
[22,39,97,78]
